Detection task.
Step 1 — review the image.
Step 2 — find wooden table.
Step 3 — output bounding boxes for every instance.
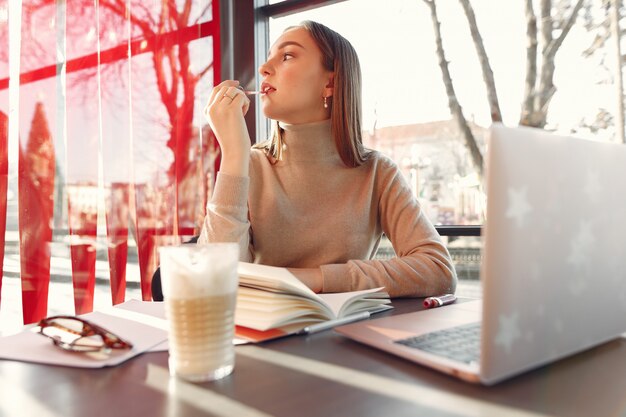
[1,299,626,417]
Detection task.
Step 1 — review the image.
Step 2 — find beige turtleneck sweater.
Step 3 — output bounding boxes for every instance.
[199,119,457,297]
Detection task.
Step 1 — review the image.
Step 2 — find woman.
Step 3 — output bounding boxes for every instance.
[200,21,456,297]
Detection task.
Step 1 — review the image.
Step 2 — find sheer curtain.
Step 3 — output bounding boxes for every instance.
[0,0,220,325]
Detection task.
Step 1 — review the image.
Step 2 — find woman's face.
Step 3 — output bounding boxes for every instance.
[258,27,333,124]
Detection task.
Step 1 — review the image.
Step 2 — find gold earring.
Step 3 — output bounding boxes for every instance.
[324,96,328,109]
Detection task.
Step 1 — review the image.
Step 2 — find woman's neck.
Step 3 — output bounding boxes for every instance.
[278,119,339,163]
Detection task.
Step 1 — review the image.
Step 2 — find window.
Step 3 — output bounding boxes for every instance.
[257,0,620,287]
[260,0,619,226]
[0,1,220,329]
[265,1,491,227]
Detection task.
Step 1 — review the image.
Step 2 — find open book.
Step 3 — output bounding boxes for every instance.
[235,262,392,342]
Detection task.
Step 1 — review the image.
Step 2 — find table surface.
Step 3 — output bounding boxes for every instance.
[2,299,626,417]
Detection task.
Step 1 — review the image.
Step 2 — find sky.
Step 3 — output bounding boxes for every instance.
[269,0,617,141]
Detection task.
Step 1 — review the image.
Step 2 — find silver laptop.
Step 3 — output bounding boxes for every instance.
[336,123,626,385]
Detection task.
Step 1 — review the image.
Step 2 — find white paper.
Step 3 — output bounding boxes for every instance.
[0,300,168,368]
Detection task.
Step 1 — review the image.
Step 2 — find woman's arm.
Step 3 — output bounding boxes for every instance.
[204,80,251,177]
[198,173,253,262]
[297,157,457,298]
[198,81,254,261]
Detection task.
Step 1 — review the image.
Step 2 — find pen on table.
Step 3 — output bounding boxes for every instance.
[298,311,371,335]
[423,293,457,309]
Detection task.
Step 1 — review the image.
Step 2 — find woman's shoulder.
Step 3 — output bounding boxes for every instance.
[250,146,268,158]
[250,145,273,162]
[363,149,400,172]
[361,150,409,195]
[249,146,279,173]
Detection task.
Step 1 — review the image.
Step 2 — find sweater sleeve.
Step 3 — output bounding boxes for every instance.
[320,157,457,298]
[198,172,254,262]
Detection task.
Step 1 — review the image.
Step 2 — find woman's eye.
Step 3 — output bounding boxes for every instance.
[282,53,293,61]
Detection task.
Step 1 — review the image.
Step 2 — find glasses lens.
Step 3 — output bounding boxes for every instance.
[39,318,102,352]
[46,317,85,333]
[38,316,132,352]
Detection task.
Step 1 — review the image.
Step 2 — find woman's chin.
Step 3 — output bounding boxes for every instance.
[261,106,282,121]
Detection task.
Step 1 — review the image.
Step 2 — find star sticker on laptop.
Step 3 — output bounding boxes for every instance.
[583,169,601,201]
[566,220,595,270]
[495,312,521,355]
[505,186,533,228]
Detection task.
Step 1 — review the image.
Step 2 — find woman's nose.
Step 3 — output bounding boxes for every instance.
[258,60,272,76]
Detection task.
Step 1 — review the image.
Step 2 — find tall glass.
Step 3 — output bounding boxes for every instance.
[159,243,239,382]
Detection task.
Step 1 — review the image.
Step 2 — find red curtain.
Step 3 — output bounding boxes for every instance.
[18,1,58,324]
[129,1,221,300]
[99,1,131,306]
[0,0,8,308]
[9,0,221,323]
[65,2,100,314]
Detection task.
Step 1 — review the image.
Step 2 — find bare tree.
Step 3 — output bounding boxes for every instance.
[610,0,625,142]
[99,0,214,181]
[521,0,539,127]
[422,0,484,176]
[578,0,626,142]
[520,0,584,127]
[458,0,502,123]
[422,0,586,178]
[19,0,214,182]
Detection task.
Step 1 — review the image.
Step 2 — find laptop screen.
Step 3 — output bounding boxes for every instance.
[480,124,626,382]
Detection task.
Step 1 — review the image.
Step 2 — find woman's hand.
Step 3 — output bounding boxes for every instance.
[204,80,252,177]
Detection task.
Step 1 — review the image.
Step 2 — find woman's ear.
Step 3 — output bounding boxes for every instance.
[324,73,335,98]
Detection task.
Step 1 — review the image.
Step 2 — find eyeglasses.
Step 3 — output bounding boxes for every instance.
[37,316,133,353]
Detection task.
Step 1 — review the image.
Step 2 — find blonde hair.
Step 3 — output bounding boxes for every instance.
[255,20,369,167]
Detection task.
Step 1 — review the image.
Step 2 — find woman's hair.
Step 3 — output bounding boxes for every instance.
[255,20,369,167]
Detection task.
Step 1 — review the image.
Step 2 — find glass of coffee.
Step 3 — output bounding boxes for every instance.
[159,243,239,382]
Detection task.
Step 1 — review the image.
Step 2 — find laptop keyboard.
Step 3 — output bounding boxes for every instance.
[394,322,481,365]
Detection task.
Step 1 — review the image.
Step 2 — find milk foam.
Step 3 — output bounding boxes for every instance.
[159,243,239,299]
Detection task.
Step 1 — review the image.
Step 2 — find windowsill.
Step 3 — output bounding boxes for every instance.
[434,225,482,236]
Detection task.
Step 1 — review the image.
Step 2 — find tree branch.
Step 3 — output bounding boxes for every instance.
[540,0,553,51]
[181,0,193,24]
[421,0,483,176]
[610,0,625,143]
[193,1,213,25]
[530,0,584,127]
[546,0,585,59]
[168,47,180,112]
[152,49,175,121]
[99,0,155,38]
[520,0,538,125]
[197,62,214,80]
[458,0,502,122]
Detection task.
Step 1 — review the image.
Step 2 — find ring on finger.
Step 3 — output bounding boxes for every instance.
[223,92,236,100]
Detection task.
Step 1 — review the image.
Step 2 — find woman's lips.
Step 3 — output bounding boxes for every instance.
[260,83,276,95]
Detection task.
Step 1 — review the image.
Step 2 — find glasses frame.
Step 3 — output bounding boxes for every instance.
[37,315,133,353]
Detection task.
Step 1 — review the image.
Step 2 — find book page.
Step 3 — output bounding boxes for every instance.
[238,262,317,299]
[237,288,331,315]
[236,287,333,330]
[235,263,391,333]
[318,288,390,318]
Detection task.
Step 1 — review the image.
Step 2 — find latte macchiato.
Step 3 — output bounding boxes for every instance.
[159,243,239,382]
[166,294,236,379]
